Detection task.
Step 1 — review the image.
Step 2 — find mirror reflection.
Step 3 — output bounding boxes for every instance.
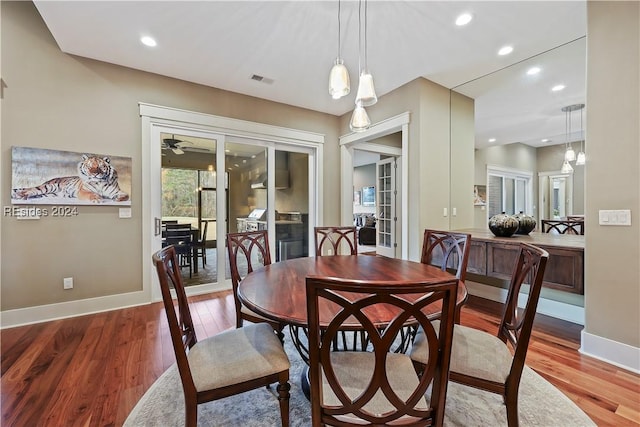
[453,37,586,227]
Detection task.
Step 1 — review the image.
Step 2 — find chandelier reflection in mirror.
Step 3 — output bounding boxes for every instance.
[560,103,586,173]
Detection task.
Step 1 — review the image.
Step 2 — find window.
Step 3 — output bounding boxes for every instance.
[487,166,532,218]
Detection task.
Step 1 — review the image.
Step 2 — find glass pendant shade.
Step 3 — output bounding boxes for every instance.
[564,146,576,162]
[576,151,586,165]
[329,58,350,99]
[560,160,574,174]
[350,104,371,132]
[355,72,377,107]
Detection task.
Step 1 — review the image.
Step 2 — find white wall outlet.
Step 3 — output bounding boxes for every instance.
[452,207,457,216]
[63,277,73,290]
[119,208,132,218]
[443,208,448,217]
[327,249,333,256]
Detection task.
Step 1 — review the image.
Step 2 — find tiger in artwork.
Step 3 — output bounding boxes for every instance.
[12,154,130,203]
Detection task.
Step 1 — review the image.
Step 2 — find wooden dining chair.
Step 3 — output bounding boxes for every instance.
[421,229,472,323]
[411,243,548,427]
[306,275,458,427]
[541,219,584,235]
[194,220,208,269]
[164,224,194,278]
[314,226,358,256]
[152,245,291,427]
[226,230,286,341]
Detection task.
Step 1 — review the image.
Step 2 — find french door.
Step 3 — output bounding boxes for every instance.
[376,157,397,258]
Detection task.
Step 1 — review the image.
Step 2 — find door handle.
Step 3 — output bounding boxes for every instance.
[154,217,161,236]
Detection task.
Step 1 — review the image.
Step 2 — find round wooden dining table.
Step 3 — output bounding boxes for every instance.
[238,255,466,329]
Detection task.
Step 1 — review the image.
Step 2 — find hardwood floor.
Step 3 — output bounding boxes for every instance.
[2,292,639,426]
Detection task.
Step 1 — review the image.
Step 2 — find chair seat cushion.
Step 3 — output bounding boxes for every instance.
[321,351,428,423]
[187,323,290,392]
[241,305,280,325]
[411,321,512,384]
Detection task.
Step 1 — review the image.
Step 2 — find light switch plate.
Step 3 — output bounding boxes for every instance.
[119,208,132,218]
[599,209,631,226]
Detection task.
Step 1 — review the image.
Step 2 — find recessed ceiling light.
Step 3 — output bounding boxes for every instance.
[488,138,496,143]
[455,13,473,26]
[541,138,550,143]
[140,36,157,47]
[498,45,513,56]
[527,67,541,75]
[552,84,566,92]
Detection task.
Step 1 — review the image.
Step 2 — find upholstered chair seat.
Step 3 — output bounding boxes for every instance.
[188,323,290,392]
[413,320,512,384]
[321,352,429,424]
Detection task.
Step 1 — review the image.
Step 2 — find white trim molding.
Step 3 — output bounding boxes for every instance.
[466,281,585,325]
[580,331,640,374]
[339,112,410,259]
[0,282,232,329]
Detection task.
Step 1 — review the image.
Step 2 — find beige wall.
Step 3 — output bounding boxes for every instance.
[1,2,339,310]
[450,91,475,231]
[585,2,640,348]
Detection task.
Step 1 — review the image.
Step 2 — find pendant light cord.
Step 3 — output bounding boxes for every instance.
[364,0,368,72]
[358,0,363,74]
[337,0,342,58]
[580,107,583,151]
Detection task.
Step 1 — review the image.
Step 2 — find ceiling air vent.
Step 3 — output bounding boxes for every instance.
[250,74,274,84]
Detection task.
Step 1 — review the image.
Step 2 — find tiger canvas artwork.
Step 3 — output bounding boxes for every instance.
[11,147,132,206]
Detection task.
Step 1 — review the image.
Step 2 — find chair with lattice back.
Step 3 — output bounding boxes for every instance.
[314,226,358,256]
[226,230,286,341]
[306,275,458,426]
[411,242,548,427]
[421,229,472,323]
[152,245,291,427]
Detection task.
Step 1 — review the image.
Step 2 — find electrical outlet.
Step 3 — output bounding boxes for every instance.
[63,277,73,290]
[328,249,333,255]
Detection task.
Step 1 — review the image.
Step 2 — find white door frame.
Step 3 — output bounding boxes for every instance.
[140,103,324,301]
[339,112,410,259]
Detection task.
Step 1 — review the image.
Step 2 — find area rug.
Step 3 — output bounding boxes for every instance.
[124,333,595,427]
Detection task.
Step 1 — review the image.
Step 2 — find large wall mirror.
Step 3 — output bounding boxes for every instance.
[451,37,586,229]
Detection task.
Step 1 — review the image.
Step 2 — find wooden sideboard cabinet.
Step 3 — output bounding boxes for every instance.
[459,229,584,295]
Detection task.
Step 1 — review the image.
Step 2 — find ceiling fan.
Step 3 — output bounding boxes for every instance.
[162,135,193,155]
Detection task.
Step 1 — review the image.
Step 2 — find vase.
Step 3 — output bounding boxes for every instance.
[514,211,537,235]
[488,212,519,237]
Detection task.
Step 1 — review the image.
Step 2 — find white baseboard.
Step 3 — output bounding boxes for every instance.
[0,281,232,329]
[580,331,640,374]
[466,281,585,325]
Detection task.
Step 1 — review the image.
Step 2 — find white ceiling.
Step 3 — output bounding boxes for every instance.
[34,1,587,149]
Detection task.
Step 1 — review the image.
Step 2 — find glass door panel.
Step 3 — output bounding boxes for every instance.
[274,150,309,261]
[224,141,268,275]
[161,132,217,286]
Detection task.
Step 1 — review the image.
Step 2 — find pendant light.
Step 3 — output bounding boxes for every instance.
[560,160,573,174]
[354,0,377,107]
[350,103,371,132]
[576,105,586,165]
[328,0,350,99]
[350,0,375,132]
